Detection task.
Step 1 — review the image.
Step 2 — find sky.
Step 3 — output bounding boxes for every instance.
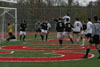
[0,0,98,6]
[74,0,97,6]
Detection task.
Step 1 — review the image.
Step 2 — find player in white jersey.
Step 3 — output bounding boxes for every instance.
[62,13,71,24]
[86,18,93,39]
[73,18,82,43]
[82,16,100,59]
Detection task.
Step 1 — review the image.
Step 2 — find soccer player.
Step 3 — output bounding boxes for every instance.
[41,19,51,42]
[85,18,93,41]
[54,18,65,46]
[20,19,27,41]
[34,20,42,39]
[82,16,100,59]
[73,18,82,43]
[6,23,16,41]
[63,18,74,43]
[80,21,87,46]
[62,13,71,24]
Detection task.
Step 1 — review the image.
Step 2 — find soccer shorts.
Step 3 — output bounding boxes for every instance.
[63,32,72,36]
[86,33,92,38]
[57,32,63,38]
[73,31,80,34]
[20,31,26,35]
[81,31,87,35]
[41,29,48,34]
[89,35,100,44]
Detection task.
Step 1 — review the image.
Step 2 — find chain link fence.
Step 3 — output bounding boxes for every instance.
[0,7,100,32]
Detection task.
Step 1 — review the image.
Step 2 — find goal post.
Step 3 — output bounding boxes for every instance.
[0,7,17,41]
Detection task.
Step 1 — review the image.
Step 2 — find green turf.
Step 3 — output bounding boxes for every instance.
[0,34,100,67]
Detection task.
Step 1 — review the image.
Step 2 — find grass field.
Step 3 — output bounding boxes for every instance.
[0,33,100,67]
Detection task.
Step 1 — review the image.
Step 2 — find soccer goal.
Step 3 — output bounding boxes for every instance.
[0,7,17,41]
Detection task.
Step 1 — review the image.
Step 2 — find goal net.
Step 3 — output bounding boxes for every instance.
[0,7,17,41]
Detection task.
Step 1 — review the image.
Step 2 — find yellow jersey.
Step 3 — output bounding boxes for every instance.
[8,24,15,33]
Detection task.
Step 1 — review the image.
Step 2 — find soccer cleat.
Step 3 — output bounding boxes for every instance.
[82,55,88,58]
[97,56,100,59]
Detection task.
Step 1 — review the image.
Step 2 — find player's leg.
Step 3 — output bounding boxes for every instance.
[68,32,74,43]
[94,35,100,59]
[82,38,93,58]
[35,31,38,39]
[81,31,86,46]
[41,29,45,41]
[45,31,49,42]
[7,33,13,41]
[20,31,23,41]
[57,32,63,46]
[23,32,26,41]
[77,33,81,43]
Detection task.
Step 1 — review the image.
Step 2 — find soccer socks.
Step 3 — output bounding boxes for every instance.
[70,38,74,43]
[81,39,85,46]
[20,35,22,41]
[35,34,37,39]
[77,38,80,43]
[23,35,26,41]
[46,35,48,41]
[82,48,90,58]
[41,35,44,41]
[98,48,100,53]
[80,37,83,41]
[85,48,90,56]
[59,40,63,46]
[97,48,100,57]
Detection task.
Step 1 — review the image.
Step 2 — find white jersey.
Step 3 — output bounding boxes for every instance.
[47,23,51,30]
[73,21,82,32]
[62,15,71,24]
[86,21,93,34]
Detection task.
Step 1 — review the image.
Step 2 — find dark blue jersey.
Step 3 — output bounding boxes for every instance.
[82,24,87,30]
[41,22,48,30]
[65,23,73,32]
[56,21,65,32]
[20,23,27,31]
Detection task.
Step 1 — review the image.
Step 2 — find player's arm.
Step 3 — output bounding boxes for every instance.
[56,23,59,31]
[47,23,51,31]
[71,23,74,28]
[11,23,16,28]
[25,24,27,31]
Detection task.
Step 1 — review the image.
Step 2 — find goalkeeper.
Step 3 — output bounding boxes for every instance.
[6,22,16,41]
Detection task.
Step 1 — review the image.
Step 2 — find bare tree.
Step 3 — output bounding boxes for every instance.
[68,0,73,6]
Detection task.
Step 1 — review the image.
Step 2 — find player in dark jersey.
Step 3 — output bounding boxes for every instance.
[54,18,65,46]
[82,16,100,59]
[20,19,27,41]
[63,18,74,43]
[41,19,51,42]
[80,21,87,46]
[34,20,42,39]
